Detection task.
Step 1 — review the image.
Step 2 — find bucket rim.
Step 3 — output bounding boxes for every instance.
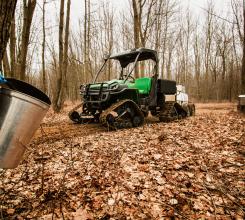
[0,87,50,108]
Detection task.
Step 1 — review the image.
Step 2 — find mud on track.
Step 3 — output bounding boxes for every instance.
[31,102,238,145]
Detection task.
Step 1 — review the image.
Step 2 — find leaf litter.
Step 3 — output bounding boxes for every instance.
[0,102,245,219]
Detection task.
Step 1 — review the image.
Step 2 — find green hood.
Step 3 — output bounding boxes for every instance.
[90,79,136,89]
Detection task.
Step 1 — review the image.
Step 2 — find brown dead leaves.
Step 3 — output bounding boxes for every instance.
[0,104,245,219]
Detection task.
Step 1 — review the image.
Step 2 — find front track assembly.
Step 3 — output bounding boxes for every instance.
[68,101,100,124]
[68,99,145,130]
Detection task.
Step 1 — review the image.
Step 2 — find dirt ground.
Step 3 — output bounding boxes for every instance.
[32,102,238,145]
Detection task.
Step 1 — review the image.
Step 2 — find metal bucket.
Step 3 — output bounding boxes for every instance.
[0,88,50,168]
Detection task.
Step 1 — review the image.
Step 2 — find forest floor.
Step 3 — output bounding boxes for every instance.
[0,102,245,219]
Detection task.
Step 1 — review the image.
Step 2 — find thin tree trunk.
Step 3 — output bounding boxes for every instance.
[3,51,10,77]
[132,0,140,78]
[10,15,16,77]
[108,9,113,80]
[0,0,17,63]
[42,0,46,93]
[18,0,36,81]
[87,0,90,82]
[84,0,87,84]
[52,0,64,113]
[241,0,245,94]
[58,0,71,108]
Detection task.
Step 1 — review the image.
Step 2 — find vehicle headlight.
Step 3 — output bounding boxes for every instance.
[110,84,119,90]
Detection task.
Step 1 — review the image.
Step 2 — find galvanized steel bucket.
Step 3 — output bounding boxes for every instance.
[0,88,50,168]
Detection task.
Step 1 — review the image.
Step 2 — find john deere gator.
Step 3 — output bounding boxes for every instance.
[69,48,195,129]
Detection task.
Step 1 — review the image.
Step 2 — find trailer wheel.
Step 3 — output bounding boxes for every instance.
[183,104,190,117]
[190,104,195,116]
[181,111,186,119]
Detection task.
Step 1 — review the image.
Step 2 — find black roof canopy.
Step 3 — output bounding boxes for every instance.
[107,48,159,68]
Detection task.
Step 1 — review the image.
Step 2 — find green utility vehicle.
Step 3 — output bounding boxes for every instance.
[69,48,195,129]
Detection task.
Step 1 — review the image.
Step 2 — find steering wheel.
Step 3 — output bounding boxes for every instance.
[121,75,135,81]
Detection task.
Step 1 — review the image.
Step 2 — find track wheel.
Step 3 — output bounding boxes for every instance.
[94,113,100,123]
[83,118,91,123]
[150,110,157,116]
[120,122,127,129]
[142,110,149,117]
[115,122,120,129]
[181,111,186,119]
[159,117,164,122]
[133,116,142,127]
[126,122,133,129]
[178,115,182,120]
[71,111,80,120]
[106,114,115,125]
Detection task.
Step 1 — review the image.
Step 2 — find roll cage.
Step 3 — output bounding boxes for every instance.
[93,48,159,84]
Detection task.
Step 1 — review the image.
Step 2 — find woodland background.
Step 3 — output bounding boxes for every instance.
[1,0,245,113]
[0,1,245,219]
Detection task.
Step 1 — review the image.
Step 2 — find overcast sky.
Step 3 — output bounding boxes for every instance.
[40,0,232,31]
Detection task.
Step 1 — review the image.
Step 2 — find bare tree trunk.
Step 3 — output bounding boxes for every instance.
[42,0,46,93]
[3,51,10,77]
[52,0,64,113]
[0,0,17,64]
[107,5,114,80]
[161,12,168,79]
[204,11,213,102]
[139,0,154,78]
[87,0,90,82]
[58,0,71,108]
[132,0,140,78]
[242,0,245,94]
[132,0,155,78]
[10,15,16,77]
[84,0,87,84]
[18,0,36,81]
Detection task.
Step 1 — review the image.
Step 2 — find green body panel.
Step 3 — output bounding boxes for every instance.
[135,78,152,94]
[89,78,152,102]
[90,78,151,94]
[90,79,136,89]
[119,90,138,103]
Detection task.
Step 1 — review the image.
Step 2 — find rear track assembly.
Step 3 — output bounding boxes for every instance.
[159,101,187,122]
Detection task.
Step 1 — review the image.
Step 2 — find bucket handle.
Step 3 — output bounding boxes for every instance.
[0,74,7,83]
[0,74,15,90]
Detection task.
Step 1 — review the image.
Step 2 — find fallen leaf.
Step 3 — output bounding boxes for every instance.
[108,199,115,206]
[7,208,15,214]
[170,198,178,205]
[237,155,243,161]
[193,201,204,210]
